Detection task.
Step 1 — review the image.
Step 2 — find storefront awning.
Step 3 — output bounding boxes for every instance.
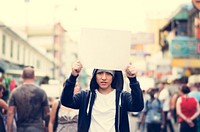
[5,69,47,77]
[0,59,22,73]
[160,5,190,32]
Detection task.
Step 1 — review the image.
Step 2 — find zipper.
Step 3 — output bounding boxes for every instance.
[87,92,92,114]
[118,92,122,132]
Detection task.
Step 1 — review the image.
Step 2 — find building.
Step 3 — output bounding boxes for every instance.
[159,3,200,82]
[27,23,66,80]
[130,18,169,83]
[0,23,53,83]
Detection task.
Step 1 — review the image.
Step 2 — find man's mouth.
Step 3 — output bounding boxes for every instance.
[100,82,107,85]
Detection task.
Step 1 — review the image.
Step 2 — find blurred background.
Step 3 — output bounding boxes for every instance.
[0,0,199,96]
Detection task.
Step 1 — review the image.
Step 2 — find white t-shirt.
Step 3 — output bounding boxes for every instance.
[89,89,116,132]
[158,88,170,111]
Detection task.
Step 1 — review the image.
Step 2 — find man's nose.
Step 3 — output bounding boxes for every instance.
[102,73,107,79]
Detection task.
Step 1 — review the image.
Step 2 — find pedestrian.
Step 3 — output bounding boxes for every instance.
[157,81,174,132]
[188,76,200,132]
[60,60,144,132]
[176,85,200,132]
[2,73,11,102]
[188,80,200,102]
[9,77,17,93]
[0,83,9,132]
[140,88,165,132]
[170,91,180,124]
[169,78,182,125]
[136,89,150,132]
[7,66,50,132]
[48,82,80,132]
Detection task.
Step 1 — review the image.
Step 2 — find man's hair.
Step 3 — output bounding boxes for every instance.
[22,67,35,79]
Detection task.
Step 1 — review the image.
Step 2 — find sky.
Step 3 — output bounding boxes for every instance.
[0,0,191,39]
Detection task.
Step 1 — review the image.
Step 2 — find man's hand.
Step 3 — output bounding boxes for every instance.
[72,60,83,76]
[125,63,137,78]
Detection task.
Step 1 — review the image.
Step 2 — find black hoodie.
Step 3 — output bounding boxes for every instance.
[61,69,144,132]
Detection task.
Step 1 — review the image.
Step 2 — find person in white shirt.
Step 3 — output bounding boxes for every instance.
[61,60,144,132]
[158,82,174,132]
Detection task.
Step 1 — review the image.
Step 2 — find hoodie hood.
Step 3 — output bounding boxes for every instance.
[90,69,124,92]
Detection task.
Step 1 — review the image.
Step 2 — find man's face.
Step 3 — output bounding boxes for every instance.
[96,72,113,89]
[149,90,156,97]
[158,83,165,90]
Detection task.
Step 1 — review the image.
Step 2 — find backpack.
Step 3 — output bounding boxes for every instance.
[53,101,61,132]
[146,99,162,123]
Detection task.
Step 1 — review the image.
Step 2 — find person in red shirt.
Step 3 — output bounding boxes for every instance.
[9,79,16,93]
[176,85,200,132]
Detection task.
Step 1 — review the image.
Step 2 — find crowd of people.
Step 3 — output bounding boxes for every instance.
[0,61,200,132]
[136,75,200,132]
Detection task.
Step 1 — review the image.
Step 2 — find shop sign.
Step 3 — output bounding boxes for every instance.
[171,58,200,68]
[192,0,200,10]
[131,33,154,45]
[170,38,200,57]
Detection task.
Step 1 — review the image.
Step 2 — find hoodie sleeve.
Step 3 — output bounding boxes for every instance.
[60,74,80,109]
[125,77,144,112]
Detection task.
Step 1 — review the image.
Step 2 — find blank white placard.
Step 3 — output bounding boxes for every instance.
[79,28,131,70]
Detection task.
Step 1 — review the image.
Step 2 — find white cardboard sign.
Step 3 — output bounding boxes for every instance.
[79,28,131,70]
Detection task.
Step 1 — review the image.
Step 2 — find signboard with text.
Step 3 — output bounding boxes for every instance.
[170,37,200,57]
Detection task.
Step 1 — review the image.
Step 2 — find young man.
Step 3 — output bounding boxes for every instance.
[61,60,144,132]
[7,66,50,132]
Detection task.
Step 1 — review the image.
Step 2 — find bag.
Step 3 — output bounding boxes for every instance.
[149,111,162,123]
[53,101,61,132]
[146,99,162,123]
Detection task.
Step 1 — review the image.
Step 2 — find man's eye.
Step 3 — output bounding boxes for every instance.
[106,72,112,76]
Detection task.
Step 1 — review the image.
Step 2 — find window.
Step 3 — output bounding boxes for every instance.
[28,50,30,64]
[17,44,20,60]
[2,34,6,55]
[10,40,13,58]
[23,47,26,64]
[36,60,40,69]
